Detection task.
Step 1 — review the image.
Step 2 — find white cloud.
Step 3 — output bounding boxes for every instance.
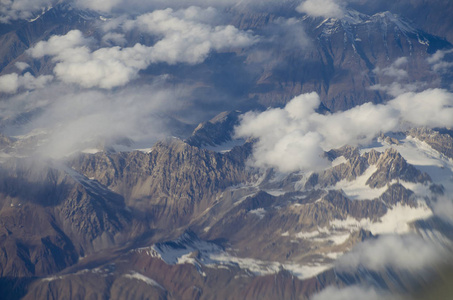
[124,7,258,64]
[29,32,152,88]
[427,49,453,73]
[26,9,257,89]
[27,30,91,58]
[433,197,453,225]
[262,17,312,52]
[427,49,453,65]
[235,89,453,172]
[15,62,30,71]
[75,0,122,12]
[2,81,191,158]
[74,0,287,14]
[311,285,397,300]
[0,0,55,23]
[391,89,453,128]
[369,82,420,97]
[101,32,127,46]
[52,44,151,89]
[235,93,328,172]
[0,72,53,94]
[335,234,445,272]
[297,0,346,18]
[370,57,420,97]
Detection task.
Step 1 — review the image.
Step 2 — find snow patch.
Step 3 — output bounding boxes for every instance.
[124,272,164,289]
[294,228,350,245]
[264,189,286,196]
[295,231,320,239]
[249,208,266,219]
[208,253,331,280]
[333,165,388,200]
[331,156,347,167]
[202,139,245,153]
[362,135,453,197]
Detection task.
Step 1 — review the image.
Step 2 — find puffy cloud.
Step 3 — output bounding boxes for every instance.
[123,7,258,64]
[235,89,453,172]
[311,285,397,300]
[101,32,127,46]
[52,44,151,89]
[0,0,55,23]
[236,93,328,172]
[335,234,445,272]
[14,62,30,71]
[27,30,91,58]
[297,0,346,18]
[29,32,151,89]
[0,72,53,93]
[27,8,257,89]
[391,89,453,128]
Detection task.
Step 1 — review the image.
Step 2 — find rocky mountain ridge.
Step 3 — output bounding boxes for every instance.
[1,122,451,299]
[0,1,453,299]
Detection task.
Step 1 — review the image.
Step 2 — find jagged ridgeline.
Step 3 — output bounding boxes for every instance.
[0,1,453,299]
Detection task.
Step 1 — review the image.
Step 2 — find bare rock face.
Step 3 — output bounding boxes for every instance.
[0,3,451,298]
[325,145,361,160]
[305,154,369,189]
[185,111,241,148]
[306,146,430,196]
[0,3,100,77]
[363,149,382,165]
[366,148,431,188]
[70,139,254,226]
[239,8,451,111]
[0,157,133,278]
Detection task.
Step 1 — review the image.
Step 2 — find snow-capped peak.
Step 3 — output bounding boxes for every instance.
[316,9,417,35]
[370,11,417,34]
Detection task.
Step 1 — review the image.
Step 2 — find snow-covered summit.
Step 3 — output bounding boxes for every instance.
[316,9,418,36]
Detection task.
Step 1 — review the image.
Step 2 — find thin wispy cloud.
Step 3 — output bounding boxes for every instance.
[1,81,192,158]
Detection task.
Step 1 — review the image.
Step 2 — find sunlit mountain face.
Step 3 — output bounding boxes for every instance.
[0,1,452,299]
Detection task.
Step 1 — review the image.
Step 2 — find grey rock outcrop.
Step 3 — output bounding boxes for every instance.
[366,148,431,188]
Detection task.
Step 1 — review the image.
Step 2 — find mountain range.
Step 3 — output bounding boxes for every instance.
[0,1,453,299]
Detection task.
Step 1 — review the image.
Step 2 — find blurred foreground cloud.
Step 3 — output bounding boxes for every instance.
[310,285,396,300]
[336,234,446,272]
